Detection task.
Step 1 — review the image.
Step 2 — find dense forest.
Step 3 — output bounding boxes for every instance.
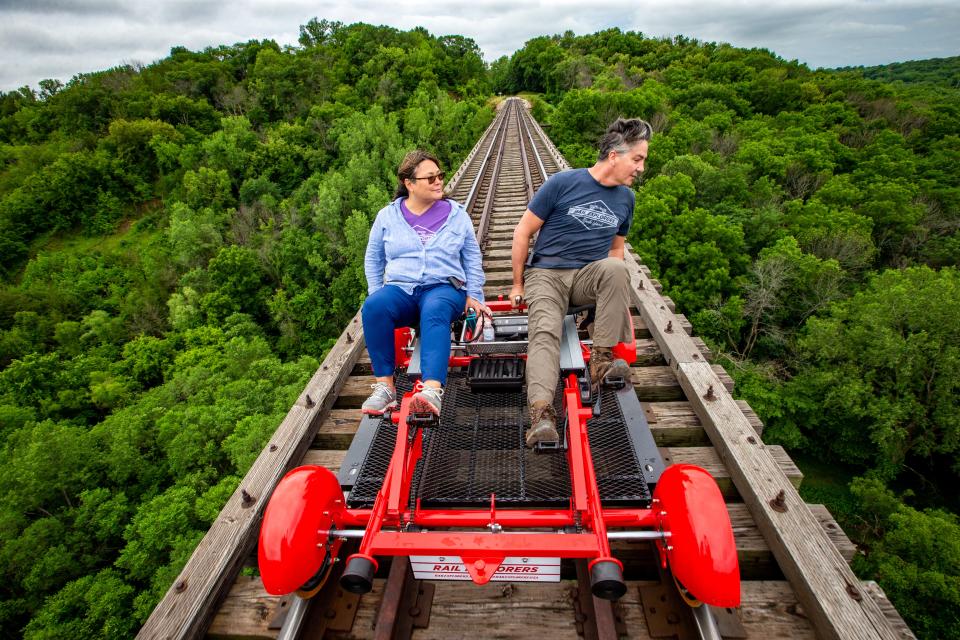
[838,55,960,88]
[1,20,957,639]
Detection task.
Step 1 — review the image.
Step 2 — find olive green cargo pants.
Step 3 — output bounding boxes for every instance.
[523,257,633,407]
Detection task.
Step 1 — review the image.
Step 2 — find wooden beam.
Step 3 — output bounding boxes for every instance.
[335,365,733,407]
[300,445,801,499]
[620,250,901,640]
[313,400,763,450]
[209,576,914,640]
[137,314,367,640]
[210,579,825,639]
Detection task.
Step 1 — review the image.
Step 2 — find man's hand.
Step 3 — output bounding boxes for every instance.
[512,210,544,309]
[465,296,492,318]
[509,285,524,308]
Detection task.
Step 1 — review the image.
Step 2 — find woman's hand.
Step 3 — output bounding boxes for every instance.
[465,296,492,319]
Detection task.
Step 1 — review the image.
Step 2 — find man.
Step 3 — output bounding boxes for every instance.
[511,117,651,447]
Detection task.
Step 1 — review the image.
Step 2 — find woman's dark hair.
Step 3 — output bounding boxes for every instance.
[597,118,653,161]
[394,150,442,199]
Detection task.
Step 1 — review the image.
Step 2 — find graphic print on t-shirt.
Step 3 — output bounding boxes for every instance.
[400,198,451,244]
[566,200,619,230]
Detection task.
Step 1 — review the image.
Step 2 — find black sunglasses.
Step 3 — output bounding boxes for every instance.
[409,172,445,184]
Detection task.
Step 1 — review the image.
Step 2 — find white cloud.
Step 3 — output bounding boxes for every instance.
[1,0,958,90]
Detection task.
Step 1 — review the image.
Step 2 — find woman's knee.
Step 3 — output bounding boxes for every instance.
[420,289,465,324]
[363,287,413,328]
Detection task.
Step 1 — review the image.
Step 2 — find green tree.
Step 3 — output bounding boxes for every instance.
[851,477,960,640]
[783,267,960,480]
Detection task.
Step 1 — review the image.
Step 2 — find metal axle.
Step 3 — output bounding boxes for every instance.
[321,529,670,541]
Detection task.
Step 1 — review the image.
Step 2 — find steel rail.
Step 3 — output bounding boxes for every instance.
[463,100,513,215]
[474,99,511,246]
[517,105,549,187]
[515,103,535,203]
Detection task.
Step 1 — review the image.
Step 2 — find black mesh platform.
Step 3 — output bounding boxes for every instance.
[345,373,417,507]
[587,388,654,505]
[417,373,570,507]
[345,371,652,509]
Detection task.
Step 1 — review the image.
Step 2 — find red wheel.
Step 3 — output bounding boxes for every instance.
[296,549,336,599]
[258,465,345,595]
[653,464,740,607]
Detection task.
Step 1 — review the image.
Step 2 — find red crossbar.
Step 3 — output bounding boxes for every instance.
[369,531,600,557]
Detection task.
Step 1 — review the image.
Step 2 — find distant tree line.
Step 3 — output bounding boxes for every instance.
[837,55,960,89]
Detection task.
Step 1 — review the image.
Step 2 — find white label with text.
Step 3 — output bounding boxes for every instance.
[409,556,561,582]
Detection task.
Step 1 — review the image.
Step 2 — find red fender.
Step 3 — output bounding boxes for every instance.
[654,464,740,607]
[258,465,344,595]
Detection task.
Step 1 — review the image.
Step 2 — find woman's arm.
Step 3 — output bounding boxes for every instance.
[364,212,387,294]
[460,213,486,304]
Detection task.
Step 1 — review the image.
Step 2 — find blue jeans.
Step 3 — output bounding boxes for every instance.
[362,283,466,384]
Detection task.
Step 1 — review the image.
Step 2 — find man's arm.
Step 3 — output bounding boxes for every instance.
[608,234,626,259]
[511,209,545,305]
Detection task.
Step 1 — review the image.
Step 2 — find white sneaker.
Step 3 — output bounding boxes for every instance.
[361,382,397,415]
[410,383,443,415]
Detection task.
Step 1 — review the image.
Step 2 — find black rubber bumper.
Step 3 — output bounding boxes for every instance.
[590,559,627,601]
[340,555,377,594]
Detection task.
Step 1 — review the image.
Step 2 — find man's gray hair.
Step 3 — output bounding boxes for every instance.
[598,118,652,161]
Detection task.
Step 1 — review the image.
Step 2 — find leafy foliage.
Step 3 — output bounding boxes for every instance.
[851,478,960,640]
[782,267,960,479]
[0,20,491,637]
[840,56,960,88]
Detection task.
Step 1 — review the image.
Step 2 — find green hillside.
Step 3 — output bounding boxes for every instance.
[1,22,957,639]
[837,55,960,88]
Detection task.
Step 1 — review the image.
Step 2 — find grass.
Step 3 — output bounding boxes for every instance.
[23,200,165,267]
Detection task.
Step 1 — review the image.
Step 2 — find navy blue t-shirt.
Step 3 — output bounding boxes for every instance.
[527,169,635,269]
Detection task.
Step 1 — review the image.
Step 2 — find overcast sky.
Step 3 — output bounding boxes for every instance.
[2,0,958,91]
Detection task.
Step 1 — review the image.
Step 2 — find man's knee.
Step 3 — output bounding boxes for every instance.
[596,257,630,291]
[527,299,565,334]
[598,256,629,277]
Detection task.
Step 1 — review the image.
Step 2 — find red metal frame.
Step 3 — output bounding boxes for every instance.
[264,302,739,606]
[341,368,649,586]
[393,299,637,376]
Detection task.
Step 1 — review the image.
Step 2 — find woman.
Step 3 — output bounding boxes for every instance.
[361,150,489,416]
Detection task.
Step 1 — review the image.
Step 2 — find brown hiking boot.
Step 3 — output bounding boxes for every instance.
[526,400,559,447]
[590,347,630,394]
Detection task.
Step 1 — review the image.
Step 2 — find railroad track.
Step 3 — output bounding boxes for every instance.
[139,98,914,640]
